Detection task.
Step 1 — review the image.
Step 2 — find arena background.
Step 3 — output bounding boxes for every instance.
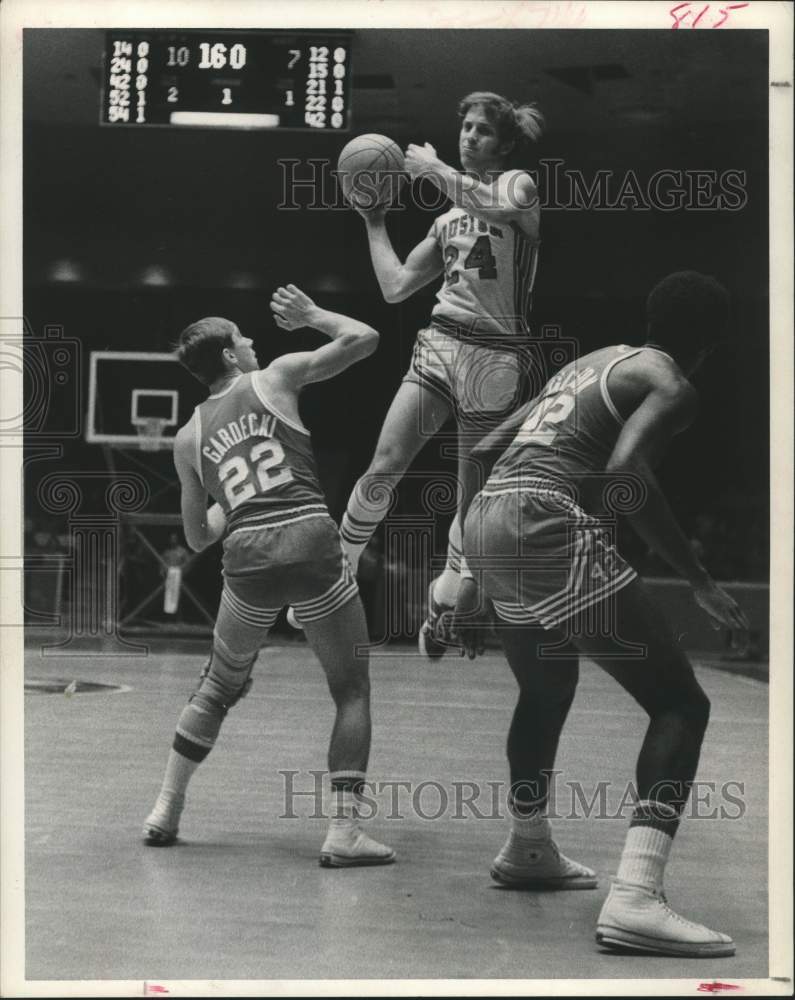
[22,28,769,650]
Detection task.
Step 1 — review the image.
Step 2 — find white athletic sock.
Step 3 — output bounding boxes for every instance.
[339,538,365,577]
[616,824,674,891]
[508,794,551,840]
[328,770,366,830]
[511,810,551,841]
[340,476,395,575]
[326,792,360,839]
[150,750,199,826]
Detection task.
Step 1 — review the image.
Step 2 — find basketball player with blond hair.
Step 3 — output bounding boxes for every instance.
[143,286,394,868]
[335,92,545,655]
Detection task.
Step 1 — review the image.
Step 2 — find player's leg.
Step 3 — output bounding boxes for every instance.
[418,439,472,658]
[489,624,597,889]
[340,377,451,574]
[300,595,395,868]
[143,590,273,845]
[420,413,499,657]
[420,344,523,658]
[569,579,733,956]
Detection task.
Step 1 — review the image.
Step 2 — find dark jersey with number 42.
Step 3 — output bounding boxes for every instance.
[489,345,668,494]
[192,371,328,532]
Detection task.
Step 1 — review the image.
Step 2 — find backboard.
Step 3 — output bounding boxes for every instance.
[86,351,205,449]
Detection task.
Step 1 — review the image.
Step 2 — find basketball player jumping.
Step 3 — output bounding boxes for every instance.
[337,92,544,656]
[455,272,748,956]
[143,285,395,868]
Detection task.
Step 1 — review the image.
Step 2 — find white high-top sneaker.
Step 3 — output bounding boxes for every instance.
[491,831,597,890]
[319,819,396,868]
[142,794,184,846]
[596,880,735,957]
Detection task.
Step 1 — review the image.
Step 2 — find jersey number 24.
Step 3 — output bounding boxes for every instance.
[443,235,498,285]
[218,441,294,510]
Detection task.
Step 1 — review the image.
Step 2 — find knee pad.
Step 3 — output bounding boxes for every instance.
[175,694,226,759]
[191,635,258,712]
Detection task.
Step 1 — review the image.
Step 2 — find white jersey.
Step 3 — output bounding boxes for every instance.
[428,195,540,345]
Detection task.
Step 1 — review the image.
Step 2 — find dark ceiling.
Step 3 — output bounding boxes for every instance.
[24,27,767,132]
[23,29,768,298]
[18,27,771,505]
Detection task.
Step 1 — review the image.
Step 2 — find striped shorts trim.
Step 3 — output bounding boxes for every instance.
[228,503,329,534]
[480,478,584,516]
[472,481,637,630]
[220,557,358,630]
[491,565,637,629]
[291,556,358,624]
[220,585,281,630]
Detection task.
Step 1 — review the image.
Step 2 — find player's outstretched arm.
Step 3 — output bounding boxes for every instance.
[357,211,443,303]
[605,375,748,631]
[268,284,379,386]
[173,426,227,552]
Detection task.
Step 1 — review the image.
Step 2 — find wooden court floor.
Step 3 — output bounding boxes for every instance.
[24,638,768,983]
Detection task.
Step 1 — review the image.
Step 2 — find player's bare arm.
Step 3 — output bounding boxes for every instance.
[267,284,379,389]
[405,143,540,239]
[606,357,748,630]
[173,423,227,552]
[356,210,444,304]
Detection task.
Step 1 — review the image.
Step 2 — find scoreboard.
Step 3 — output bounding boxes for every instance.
[101,30,352,130]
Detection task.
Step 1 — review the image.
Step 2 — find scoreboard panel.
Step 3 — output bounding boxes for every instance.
[101,30,353,130]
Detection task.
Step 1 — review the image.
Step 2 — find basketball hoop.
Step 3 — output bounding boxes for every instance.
[133,417,168,451]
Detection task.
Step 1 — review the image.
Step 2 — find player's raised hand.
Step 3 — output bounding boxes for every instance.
[451,577,490,660]
[405,142,442,179]
[349,195,389,222]
[270,284,318,331]
[693,580,750,632]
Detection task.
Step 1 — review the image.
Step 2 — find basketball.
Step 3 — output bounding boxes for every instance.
[337,133,405,210]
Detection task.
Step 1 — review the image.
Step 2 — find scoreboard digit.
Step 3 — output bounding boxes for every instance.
[101,31,352,130]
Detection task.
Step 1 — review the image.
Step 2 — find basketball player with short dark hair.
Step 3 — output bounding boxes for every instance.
[335,92,544,656]
[455,271,747,956]
[143,286,395,868]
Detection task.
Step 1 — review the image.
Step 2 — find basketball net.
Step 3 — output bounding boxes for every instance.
[133,417,168,452]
